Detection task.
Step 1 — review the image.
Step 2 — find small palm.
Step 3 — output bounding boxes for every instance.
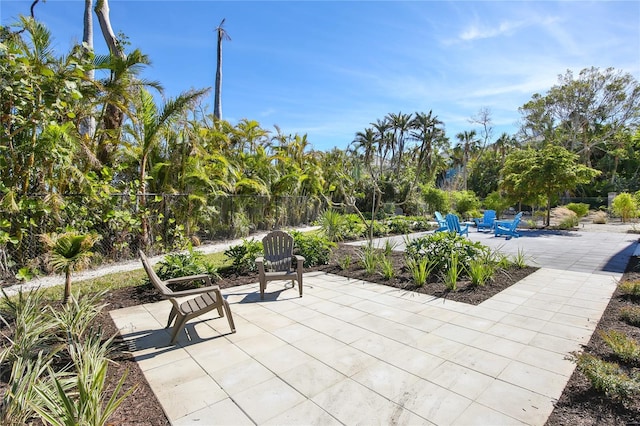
[41,231,100,303]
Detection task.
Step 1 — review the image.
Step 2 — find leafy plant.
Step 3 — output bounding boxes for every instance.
[405,232,489,276]
[510,248,529,269]
[291,231,336,267]
[619,280,640,297]
[599,330,640,363]
[612,193,639,223]
[566,203,589,218]
[381,239,398,257]
[50,291,108,339]
[31,332,136,426]
[40,230,101,303]
[573,352,640,402]
[359,244,381,275]
[619,306,640,327]
[379,256,395,280]
[443,252,462,291]
[406,257,434,287]
[467,259,494,287]
[337,254,352,270]
[156,248,218,282]
[224,238,263,273]
[318,209,349,242]
[558,215,579,229]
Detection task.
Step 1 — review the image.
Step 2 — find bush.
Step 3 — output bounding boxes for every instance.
[482,192,512,218]
[573,352,640,402]
[156,249,218,281]
[558,216,579,229]
[318,209,349,242]
[620,306,640,327]
[592,211,608,224]
[405,232,489,277]
[452,190,480,219]
[619,280,640,297]
[291,231,336,267]
[421,185,449,214]
[224,238,263,273]
[612,193,639,222]
[566,203,590,218]
[599,330,640,363]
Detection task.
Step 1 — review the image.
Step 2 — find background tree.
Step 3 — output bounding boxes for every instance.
[501,144,600,226]
[214,18,230,121]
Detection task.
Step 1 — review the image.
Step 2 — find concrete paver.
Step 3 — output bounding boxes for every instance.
[110,229,637,425]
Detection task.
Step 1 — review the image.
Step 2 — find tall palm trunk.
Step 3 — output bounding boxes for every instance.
[214,19,230,120]
[80,0,96,139]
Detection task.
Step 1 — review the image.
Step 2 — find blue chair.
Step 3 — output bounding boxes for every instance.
[434,211,448,232]
[473,210,496,232]
[445,213,469,237]
[494,212,523,239]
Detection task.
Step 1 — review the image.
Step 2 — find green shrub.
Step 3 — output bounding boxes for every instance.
[338,255,352,270]
[421,185,450,214]
[599,330,640,363]
[612,193,639,222]
[467,259,495,287]
[405,232,489,276]
[452,190,480,219]
[619,280,640,297]
[558,216,579,229]
[573,352,640,402]
[510,248,529,269]
[379,257,395,280]
[443,252,462,291]
[482,192,512,218]
[387,216,411,235]
[566,203,589,218]
[224,239,263,273]
[406,258,434,287]
[291,231,335,267]
[359,244,382,275]
[620,306,640,327]
[156,249,218,281]
[318,209,349,242]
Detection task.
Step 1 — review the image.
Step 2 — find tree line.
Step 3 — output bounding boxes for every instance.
[1,14,639,277]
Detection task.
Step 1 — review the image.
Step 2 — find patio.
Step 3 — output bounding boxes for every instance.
[110,230,638,425]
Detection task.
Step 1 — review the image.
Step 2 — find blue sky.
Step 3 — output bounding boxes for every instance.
[2,1,639,151]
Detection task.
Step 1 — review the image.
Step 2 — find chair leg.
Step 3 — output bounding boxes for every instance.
[260,276,266,300]
[297,270,303,297]
[170,314,188,344]
[166,307,178,328]
[222,299,236,333]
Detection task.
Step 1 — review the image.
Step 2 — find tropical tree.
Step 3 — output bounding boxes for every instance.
[122,87,208,248]
[454,130,480,190]
[500,144,600,226]
[214,18,230,120]
[519,67,640,172]
[40,231,100,303]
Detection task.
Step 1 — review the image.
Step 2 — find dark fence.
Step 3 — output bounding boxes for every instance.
[1,194,325,279]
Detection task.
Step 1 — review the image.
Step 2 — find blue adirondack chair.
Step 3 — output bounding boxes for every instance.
[445,213,469,236]
[434,211,448,232]
[494,212,523,239]
[473,210,496,232]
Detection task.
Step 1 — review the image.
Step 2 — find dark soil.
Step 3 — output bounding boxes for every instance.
[4,242,638,424]
[545,255,640,426]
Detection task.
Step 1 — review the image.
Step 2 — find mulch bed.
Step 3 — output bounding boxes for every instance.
[3,241,639,424]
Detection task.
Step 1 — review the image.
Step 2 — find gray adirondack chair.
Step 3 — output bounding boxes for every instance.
[255,231,305,300]
[139,250,235,344]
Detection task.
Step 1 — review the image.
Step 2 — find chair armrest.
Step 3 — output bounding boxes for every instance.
[293,255,305,268]
[255,256,266,274]
[166,274,213,286]
[169,285,222,297]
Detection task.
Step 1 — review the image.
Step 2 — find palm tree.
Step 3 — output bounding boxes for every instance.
[214,18,230,120]
[455,130,480,190]
[123,87,208,249]
[41,231,100,303]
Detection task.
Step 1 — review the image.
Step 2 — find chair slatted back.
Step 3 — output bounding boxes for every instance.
[262,231,294,272]
[434,211,446,227]
[445,214,462,233]
[484,210,496,225]
[139,250,171,296]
